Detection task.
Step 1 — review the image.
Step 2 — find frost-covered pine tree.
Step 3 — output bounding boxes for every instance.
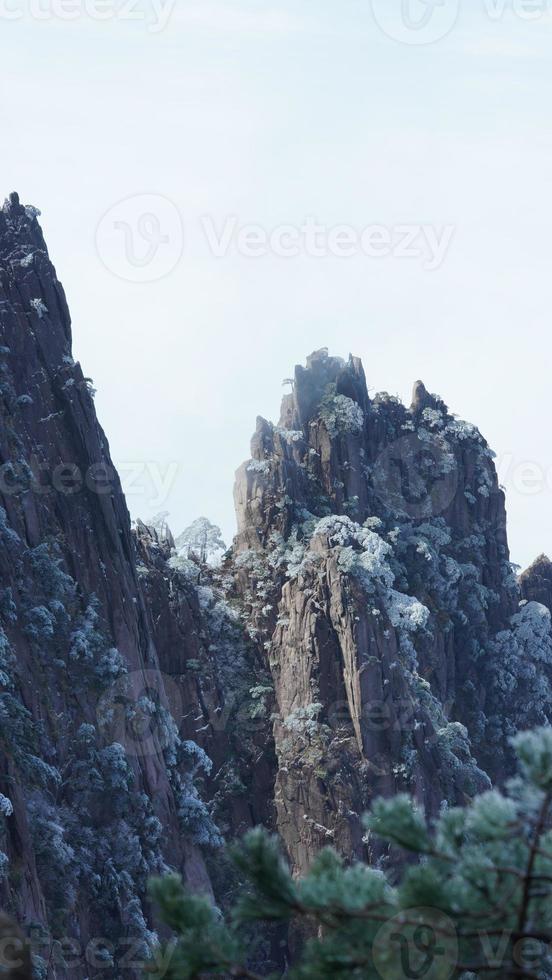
[148,510,172,540]
[148,726,552,979]
[175,517,226,564]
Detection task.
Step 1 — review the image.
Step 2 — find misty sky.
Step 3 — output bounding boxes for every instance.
[2,0,552,568]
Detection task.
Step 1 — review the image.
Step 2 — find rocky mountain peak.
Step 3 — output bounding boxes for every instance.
[0,194,45,256]
[229,345,544,871]
[278,348,369,430]
[410,378,446,415]
[520,553,552,611]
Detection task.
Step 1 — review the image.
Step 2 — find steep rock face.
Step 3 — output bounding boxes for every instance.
[134,522,276,844]
[233,348,549,873]
[0,195,220,976]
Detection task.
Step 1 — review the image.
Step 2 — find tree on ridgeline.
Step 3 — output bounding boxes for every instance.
[175,517,226,564]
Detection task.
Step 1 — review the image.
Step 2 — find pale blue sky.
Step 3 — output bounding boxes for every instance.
[2,0,552,567]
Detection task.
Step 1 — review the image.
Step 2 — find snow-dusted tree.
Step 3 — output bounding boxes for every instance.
[148,511,171,539]
[149,726,552,979]
[175,518,226,564]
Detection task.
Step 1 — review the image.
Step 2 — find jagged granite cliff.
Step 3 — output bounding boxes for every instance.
[232,349,552,873]
[1,197,552,975]
[0,195,232,977]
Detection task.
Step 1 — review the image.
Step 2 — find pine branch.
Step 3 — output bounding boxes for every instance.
[516,791,552,938]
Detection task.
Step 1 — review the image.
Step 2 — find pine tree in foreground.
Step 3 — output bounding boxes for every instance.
[148,728,552,979]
